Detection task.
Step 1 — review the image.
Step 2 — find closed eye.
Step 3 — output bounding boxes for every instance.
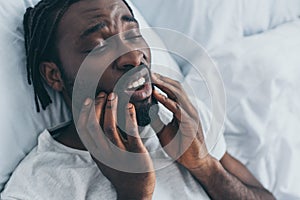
[83,42,108,55]
[91,45,107,55]
[125,35,143,41]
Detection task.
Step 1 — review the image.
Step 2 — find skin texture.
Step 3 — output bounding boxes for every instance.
[40,0,275,199]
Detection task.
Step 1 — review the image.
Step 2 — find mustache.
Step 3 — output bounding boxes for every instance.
[121,64,149,78]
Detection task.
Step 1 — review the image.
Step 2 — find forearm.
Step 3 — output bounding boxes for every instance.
[190,157,275,200]
[117,193,153,200]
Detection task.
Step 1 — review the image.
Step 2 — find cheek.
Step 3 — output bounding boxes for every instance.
[59,65,79,96]
[98,68,122,93]
[143,48,151,65]
[58,57,83,89]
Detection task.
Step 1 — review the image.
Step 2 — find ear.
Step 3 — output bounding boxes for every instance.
[39,62,65,92]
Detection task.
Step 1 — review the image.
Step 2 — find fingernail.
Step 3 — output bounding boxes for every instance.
[98,92,106,98]
[151,73,157,78]
[84,98,92,106]
[152,73,161,82]
[127,103,134,109]
[108,93,116,101]
[154,73,161,77]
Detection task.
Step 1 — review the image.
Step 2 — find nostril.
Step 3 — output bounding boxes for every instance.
[123,63,144,69]
[123,64,135,69]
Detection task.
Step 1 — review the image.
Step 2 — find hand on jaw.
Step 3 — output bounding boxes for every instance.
[77,93,155,200]
[151,73,214,172]
[76,72,214,199]
[150,73,275,200]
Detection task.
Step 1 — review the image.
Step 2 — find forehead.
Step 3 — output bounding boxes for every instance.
[57,0,131,40]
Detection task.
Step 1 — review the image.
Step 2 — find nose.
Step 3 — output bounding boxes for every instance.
[115,50,144,70]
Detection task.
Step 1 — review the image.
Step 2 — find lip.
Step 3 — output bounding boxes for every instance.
[113,64,153,102]
[125,82,152,102]
[124,66,150,88]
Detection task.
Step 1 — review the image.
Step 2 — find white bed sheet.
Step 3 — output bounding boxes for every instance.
[184,21,300,199]
[208,21,300,199]
[133,1,300,197]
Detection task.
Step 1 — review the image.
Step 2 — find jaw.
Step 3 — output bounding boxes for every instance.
[116,90,158,129]
[94,65,156,127]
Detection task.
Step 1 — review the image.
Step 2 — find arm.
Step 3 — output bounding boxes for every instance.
[189,153,275,200]
[151,73,275,200]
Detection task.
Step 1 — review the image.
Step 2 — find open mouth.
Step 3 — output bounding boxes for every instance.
[127,76,147,91]
[94,64,153,104]
[115,65,153,102]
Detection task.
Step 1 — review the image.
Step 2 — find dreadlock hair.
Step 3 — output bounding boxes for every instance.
[23,0,134,112]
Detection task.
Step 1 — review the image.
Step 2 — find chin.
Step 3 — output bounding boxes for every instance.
[117,94,158,129]
[104,64,158,127]
[133,96,158,127]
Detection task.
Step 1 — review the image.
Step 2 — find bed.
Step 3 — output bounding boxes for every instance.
[133,1,300,199]
[1,0,300,199]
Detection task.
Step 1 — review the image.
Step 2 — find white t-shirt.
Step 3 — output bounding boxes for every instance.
[1,103,226,200]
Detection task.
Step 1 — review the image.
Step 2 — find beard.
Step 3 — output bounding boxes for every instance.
[135,96,159,127]
[117,94,159,136]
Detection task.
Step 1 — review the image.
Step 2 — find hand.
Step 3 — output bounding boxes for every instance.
[77,92,155,200]
[151,73,212,171]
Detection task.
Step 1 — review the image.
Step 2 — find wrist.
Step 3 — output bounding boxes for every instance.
[188,155,223,183]
[117,192,153,200]
[116,184,154,200]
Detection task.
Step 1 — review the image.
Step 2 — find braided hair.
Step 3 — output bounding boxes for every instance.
[23,0,134,112]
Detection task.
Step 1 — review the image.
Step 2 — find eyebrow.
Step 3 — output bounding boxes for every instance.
[80,22,106,39]
[121,15,138,24]
[80,15,139,39]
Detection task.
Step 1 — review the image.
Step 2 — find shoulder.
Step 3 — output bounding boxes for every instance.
[1,130,100,199]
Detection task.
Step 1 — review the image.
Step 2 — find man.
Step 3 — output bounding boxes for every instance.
[1,0,275,199]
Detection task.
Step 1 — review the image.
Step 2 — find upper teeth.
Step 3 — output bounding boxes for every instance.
[128,77,146,89]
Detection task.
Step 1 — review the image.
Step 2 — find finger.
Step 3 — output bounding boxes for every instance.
[77,98,92,127]
[125,103,147,153]
[153,90,182,121]
[153,90,194,129]
[87,98,110,151]
[77,98,98,152]
[152,72,182,91]
[103,93,125,149]
[151,73,179,101]
[95,92,107,125]
[152,73,198,118]
[152,73,187,101]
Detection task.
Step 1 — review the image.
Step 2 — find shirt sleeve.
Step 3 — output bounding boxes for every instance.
[209,129,227,160]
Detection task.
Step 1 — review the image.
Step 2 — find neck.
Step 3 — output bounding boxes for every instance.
[51,122,87,151]
[51,121,149,151]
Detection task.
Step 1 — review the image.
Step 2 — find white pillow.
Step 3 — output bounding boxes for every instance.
[132,0,243,50]
[0,0,71,191]
[132,0,300,46]
[131,0,244,75]
[0,0,183,191]
[242,0,300,36]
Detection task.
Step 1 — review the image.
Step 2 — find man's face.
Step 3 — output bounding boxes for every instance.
[54,0,154,126]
